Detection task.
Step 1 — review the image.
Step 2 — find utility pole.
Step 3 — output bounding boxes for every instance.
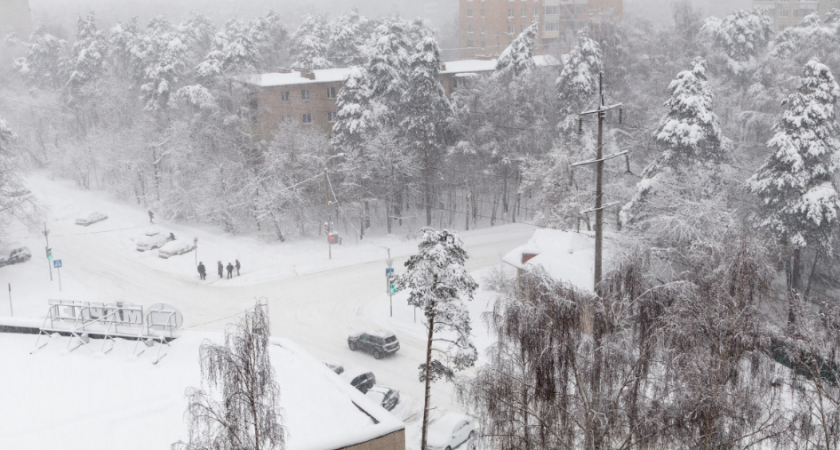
[575,72,626,331]
[43,222,53,281]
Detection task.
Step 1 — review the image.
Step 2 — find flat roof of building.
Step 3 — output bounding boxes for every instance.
[246,54,560,88]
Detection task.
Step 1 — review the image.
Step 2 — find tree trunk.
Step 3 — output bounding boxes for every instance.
[420,312,436,450]
[804,250,820,300]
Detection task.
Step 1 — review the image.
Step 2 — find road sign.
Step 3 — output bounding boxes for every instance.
[193,237,198,245]
[385,268,394,276]
[53,259,62,268]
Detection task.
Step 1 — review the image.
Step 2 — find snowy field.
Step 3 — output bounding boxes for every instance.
[0,173,597,450]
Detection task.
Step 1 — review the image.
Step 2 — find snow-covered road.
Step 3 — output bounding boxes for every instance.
[1,173,536,446]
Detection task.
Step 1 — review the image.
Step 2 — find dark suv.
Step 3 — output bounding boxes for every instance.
[348,330,400,359]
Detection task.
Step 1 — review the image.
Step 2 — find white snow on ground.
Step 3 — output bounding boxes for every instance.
[0,172,598,450]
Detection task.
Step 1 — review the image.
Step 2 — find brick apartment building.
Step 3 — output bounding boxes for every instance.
[458,0,623,58]
[244,55,559,140]
[753,0,840,32]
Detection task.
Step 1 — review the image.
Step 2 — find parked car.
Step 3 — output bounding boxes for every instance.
[158,239,196,259]
[365,385,400,411]
[0,247,31,267]
[75,212,108,226]
[347,330,400,359]
[324,361,344,375]
[136,231,174,252]
[427,412,476,450]
[340,368,376,394]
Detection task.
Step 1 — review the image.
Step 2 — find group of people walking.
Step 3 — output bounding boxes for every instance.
[196,259,240,280]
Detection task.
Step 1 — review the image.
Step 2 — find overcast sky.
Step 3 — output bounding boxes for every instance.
[29,0,753,36]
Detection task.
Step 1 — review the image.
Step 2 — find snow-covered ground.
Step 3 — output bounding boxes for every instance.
[0,173,598,450]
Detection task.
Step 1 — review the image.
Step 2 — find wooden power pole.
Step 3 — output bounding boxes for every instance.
[575,72,626,331]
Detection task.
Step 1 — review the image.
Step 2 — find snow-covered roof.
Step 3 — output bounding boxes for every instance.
[245,67,355,87]
[502,229,596,292]
[248,54,560,87]
[0,330,403,450]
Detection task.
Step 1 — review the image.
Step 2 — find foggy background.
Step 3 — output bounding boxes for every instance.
[29,0,753,39]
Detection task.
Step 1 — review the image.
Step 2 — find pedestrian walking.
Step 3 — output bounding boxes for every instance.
[226,262,234,279]
[217,261,223,278]
[235,259,241,276]
[148,210,154,224]
[169,232,176,241]
[197,261,206,280]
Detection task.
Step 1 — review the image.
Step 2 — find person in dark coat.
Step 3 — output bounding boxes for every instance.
[148,210,154,224]
[235,259,241,276]
[226,262,234,279]
[169,232,175,241]
[197,262,206,280]
[217,261,223,278]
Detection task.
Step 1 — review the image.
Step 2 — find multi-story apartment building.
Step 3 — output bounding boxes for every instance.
[753,0,840,32]
[244,55,559,140]
[458,0,623,59]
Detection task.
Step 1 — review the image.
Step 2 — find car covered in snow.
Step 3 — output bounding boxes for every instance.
[427,412,476,450]
[340,368,375,394]
[324,361,344,375]
[157,239,196,259]
[364,385,399,411]
[347,330,400,359]
[0,247,32,267]
[136,231,174,252]
[75,212,108,226]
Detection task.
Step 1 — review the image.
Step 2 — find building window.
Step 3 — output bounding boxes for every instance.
[520,24,526,32]
[534,8,539,16]
[480,9,485,18]
[468,24,473,33]
[467,40,474,48]
[301,89,310,101]
[599,6,604,14]
[508,25,514,34]
[545,22,560,31]
[779,9,788,17]
[545,5,559,15]
[480,41,485,48]
[328,111,337,123]
[588,5,594,14]
[327,87,336,99]
[508,8,514,18]
[521,8,526,17]
[302,113,312,124]
[467,8,473,17]
[281,91,290,102]
[480,25,485,34]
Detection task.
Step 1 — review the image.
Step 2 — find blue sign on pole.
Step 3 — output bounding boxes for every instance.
[53,259,62,268]
[385,268,394,276]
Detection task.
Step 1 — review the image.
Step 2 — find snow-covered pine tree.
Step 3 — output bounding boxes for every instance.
[398,228,477,450]
[14,25,65,89]
[327,9,368,67]
[773,13,840,71]
[0,118,37,238]
[556,30,602,118]
[177,15,216,67]
[249,12,288,72]
[137,16,189,113]
[701,9,773,79]
[401,36,451,226]
[622,58,734,264]
[747,58,840,290]
[289,14,331,71]
[651,57,729,170]
[63,12,107,107]
[366,19,411,123]
[495,21,538,78]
